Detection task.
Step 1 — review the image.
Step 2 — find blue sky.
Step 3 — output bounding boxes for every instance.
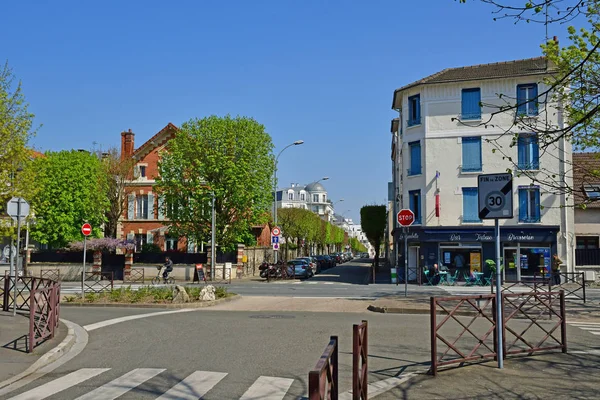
[2,1,569,224]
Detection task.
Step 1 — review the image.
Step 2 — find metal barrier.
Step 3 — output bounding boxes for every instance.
[83,271,114,293]
[551,272,585,303]
[490,278,547,295]
[353,320,368,400]
[1,275,61,353]
[430,291,567,376]
[206,265,233,284]
[429,294,498,376]
[124,267,145,284]
[41,269,60,282]
[308,336,339,400]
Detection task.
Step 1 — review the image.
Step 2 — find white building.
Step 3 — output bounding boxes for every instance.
[276,182,335,222]
[390,56,573,281]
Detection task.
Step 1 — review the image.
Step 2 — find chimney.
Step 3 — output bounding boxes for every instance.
[553,36,558,45]
[120,129,135,161]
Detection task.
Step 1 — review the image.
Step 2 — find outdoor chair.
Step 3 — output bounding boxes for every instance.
[463,272,474,286]
[446,270,459,286]
[424,270,437,286]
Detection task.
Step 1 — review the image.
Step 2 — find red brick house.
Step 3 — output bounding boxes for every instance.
[119,123,190,252]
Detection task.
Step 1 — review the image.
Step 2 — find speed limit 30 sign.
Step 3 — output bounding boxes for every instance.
[478,173,513,219]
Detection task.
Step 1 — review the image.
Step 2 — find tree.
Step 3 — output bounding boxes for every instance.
[156,115,274,250]
[99,147,135,238]
[457,1,600,204]
[0,62,38,220]
[28,150,109,248]
[360,205,386,268]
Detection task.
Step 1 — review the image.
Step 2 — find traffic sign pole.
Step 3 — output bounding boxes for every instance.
[12,202,22,316]
[81,235,86,298]
[404,227,408,298]
[495,218,503,369]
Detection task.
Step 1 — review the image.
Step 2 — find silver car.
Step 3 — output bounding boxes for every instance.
[287,259,313,278]
[296,257,319,274]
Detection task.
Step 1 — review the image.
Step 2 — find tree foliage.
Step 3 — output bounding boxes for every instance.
[156,115,274,250]
[28,150,109,248]
[457,0,600,204]
[99,147,135,238]
[360,205,386,265]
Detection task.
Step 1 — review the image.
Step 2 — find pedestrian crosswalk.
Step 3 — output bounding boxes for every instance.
[568,321,600,336]
[6,369,296,400]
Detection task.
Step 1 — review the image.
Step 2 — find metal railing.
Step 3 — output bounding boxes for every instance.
[352,320,368,400]
[41,269,60,282]
[430,291,567,376]
[123,267,145,284]
[308,336,339,400]
[551,272,585,303]
[83,271,114,293]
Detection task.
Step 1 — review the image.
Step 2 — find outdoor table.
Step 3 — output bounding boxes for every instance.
[473,272,484,286]
[439,271,448,285]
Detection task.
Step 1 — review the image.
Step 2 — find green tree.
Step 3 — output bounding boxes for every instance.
[28,150,109,248]
[99,147,135,238]
[0,62,38,221]
[457,1,600,202]
[360,205,386,267]
[156,115,274,250]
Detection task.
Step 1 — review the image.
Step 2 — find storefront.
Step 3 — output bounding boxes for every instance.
[395,225,559,282]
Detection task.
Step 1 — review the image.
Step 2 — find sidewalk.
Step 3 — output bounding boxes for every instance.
[0,311,67,384]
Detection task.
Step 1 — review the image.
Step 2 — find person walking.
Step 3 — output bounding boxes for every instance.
[551,254,562,285]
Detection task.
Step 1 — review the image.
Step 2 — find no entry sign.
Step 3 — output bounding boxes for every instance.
[81,223,92,236]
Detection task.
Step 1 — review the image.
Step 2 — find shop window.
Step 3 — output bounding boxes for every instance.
[409,190,421,224]
[576,236,599,249]
[518,187,540,223]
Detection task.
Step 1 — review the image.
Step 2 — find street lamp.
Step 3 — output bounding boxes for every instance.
[315,176,329,184]
[273,140,304,263]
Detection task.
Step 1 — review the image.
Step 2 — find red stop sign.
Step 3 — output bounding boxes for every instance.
[81,223,92,236]
[397,209,415,226]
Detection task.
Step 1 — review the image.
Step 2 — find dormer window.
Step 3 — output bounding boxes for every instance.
[301,193,305,201]
[583,184,600,200]
[288,192,294,200]
[139,165,146,178]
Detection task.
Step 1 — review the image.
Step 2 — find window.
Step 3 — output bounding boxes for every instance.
[461,137,482,172]
[313,194,319,202]
[139,165,146,178]
[300,193,305,201]
[165,235,178,251]
[409,190,421,224]
[461,88,481,120]
[517,84,538,116]
[576,236,599,249]
[134,234,146,252]
[408,141,421,176]
[288,192,294,200]
[583,184,600,200]
[462,188,481,222]
[136,195,149,219]
[517,134,539,170]
[322,194,326,202]
[518,187,541,223]
[408,94,421,126]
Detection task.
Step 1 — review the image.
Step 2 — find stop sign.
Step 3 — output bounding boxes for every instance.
[397,209,415,226]
[81,223,92,236]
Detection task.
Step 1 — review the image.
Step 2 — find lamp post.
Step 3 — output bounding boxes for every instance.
[273,140,304,263]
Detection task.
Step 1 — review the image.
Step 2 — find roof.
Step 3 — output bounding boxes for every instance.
[305,182,326,192]
[133,122,179,160]
[572,152,600,208]
[29,149,45,159]
[392,56,553,109]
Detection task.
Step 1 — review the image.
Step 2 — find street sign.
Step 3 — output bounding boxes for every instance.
[397,209,415,227]
[6,197,30,222]
[272,242,279,251]
[272,227,281,236]
[81,223,92,236]
[478,173,513,219]
[271,236,279,244]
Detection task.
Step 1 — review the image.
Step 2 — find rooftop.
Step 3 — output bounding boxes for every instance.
[573,152,600,209]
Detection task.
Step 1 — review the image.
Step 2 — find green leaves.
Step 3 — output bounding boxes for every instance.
[156,115,274,250]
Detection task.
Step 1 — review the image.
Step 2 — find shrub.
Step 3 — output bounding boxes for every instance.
[186,287,201,299]
[141,243,162,253]
[215,286,229,299]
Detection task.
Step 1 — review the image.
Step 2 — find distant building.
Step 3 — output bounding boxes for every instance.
[275,182,336,222]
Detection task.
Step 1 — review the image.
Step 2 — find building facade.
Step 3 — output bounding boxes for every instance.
[275,182,335,221]
[390,56,573,280]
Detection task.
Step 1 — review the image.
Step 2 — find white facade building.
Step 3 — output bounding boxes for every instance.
[276,182,335,222]
[390,56,573,281]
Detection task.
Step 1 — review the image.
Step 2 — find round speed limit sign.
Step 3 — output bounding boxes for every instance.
[485,191,505,212]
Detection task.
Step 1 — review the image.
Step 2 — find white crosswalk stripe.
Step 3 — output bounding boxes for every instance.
[568,321,600,336]
[7,369,294,400]
[239,376,294,400]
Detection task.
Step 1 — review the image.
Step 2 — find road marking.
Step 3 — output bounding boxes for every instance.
[83,309,198,331]
[75,368,165,399]
[340,372,417,399]
[156,371,227,399]
[292,296,376,300]
[239,376,293,400]
[8,368,110,400]
[571,350,600,355]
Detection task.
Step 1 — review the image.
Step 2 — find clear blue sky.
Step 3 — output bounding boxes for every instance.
[2,1,568,224]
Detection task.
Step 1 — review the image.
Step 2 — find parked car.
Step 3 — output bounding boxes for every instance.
[330,253,343,264]
[296,257,319,274]
[323,255,336,268]
[313,255,330,270]
[287,259,313,278]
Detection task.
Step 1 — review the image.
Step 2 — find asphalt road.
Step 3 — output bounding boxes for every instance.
[2,306,600,400]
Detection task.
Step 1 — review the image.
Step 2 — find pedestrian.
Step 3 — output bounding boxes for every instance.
[429,263,441,285]
[551,254,562,285]
[454,253,465,269]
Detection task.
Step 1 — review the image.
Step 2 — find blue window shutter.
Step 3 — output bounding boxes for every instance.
[461,89,481,119]
[534,189,541,222]
[462,137,482,171]
[517,85,526,115]
[532,135,540,169]
[409,190,421,223]
[148,193,154,220]
[531,84,538,115]
[517,136,526,169]
[127,194,135,220]
[462,188,480,222]
[518,189,527,221]
[410,141,421,175]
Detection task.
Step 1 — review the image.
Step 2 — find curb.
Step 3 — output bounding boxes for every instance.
[367,305,430,315]
[60,294,241,309]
